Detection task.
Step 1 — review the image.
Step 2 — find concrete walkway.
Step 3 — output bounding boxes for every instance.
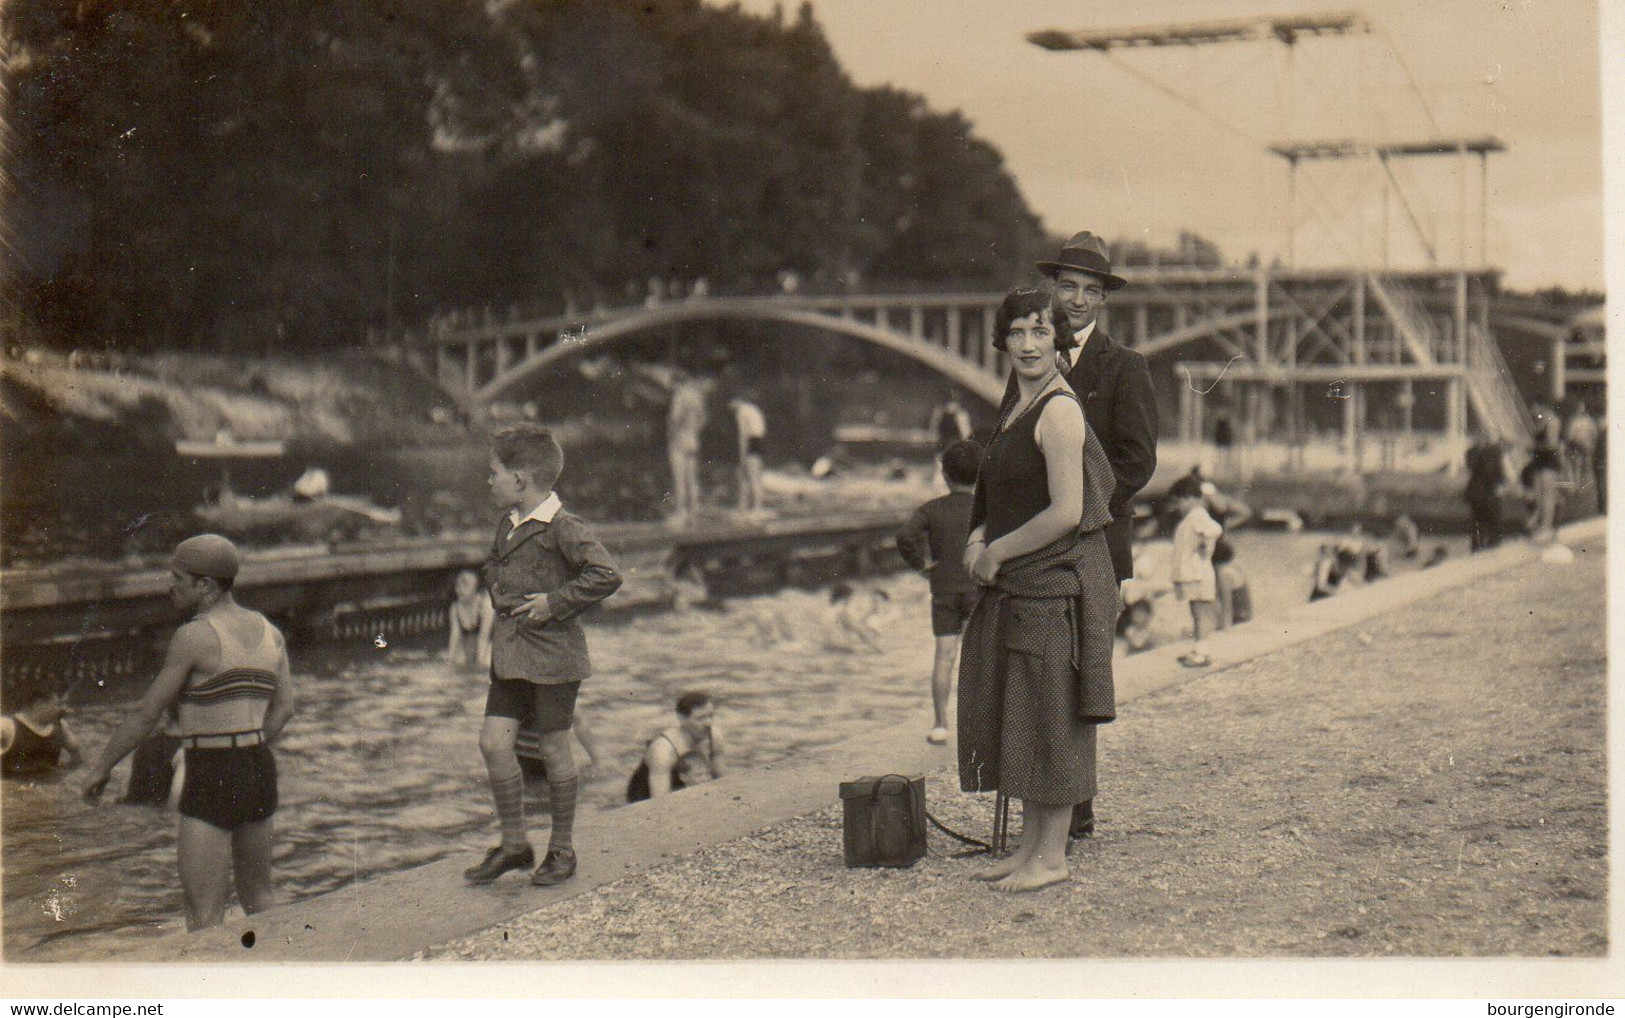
[26,517,1607,971]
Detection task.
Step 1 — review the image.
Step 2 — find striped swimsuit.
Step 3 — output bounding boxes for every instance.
[177,612,282,830]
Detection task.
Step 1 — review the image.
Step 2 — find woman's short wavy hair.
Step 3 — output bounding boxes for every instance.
[992,285,1077,352]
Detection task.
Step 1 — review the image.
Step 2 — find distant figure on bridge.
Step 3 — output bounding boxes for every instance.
[895,439,982,745]
[466,424,623,890]
[1464,432,1508,552]
[446,569,495,672]
[1029,230,1157,843]
[82,534,295,932]
[928,392,973,454]
[730,392,767,513]
[666,368,709,523]
[2,686,82,778]
[957,286,1117,893]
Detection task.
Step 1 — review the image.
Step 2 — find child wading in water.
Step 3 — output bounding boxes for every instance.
[1169,479,1223,668]
[467,424,622,888]
[895,439,982,744]
[446,569,495,672]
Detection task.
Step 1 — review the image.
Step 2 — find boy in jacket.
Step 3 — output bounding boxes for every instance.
[465,424,622,887]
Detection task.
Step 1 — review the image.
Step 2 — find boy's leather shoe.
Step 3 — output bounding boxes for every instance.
[464,845,534,884]
[530,848,577,886]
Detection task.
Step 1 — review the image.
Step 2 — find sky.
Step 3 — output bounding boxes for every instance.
[736,0,1611,292]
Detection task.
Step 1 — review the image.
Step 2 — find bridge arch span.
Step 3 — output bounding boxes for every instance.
[476,300,1006,408]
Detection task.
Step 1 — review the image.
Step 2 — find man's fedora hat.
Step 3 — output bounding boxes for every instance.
[1036,231,1127,291]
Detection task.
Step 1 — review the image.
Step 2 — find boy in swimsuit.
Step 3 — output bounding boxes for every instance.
[466,424,622,887]
[895,439,982,744]
[82,534,296,931]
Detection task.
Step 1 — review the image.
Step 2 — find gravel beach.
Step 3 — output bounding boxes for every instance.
[426,537,1606,961]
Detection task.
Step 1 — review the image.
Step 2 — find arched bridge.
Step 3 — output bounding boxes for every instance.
[407,267,1581,448]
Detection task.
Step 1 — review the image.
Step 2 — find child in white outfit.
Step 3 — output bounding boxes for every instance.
[1170,489,1223,667]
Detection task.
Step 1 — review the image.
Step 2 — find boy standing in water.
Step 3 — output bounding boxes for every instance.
[895,439,981,744]
[467,424,622,887]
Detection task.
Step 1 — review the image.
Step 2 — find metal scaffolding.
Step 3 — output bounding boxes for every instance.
[1028,10,1524,474]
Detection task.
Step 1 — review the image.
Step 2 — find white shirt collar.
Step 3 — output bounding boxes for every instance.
[509,491,562,528]
[1066,319,1099,369]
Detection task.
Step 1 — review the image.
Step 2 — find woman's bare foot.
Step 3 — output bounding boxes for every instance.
[990,863,1070,893]
[971,851,1026,881]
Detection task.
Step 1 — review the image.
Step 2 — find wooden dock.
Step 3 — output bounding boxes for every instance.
[0,509,913,689]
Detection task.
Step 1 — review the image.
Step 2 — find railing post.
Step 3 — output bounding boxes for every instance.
[946,307,962,356]
[1254,271,1269,362]
[1353,274,1366,365]
[466,341,479,394]
[909,305,924,341]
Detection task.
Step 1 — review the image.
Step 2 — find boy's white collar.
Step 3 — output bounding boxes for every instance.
[509,491,562,528]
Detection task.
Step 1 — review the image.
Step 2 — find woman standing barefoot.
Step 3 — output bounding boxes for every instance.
[957,287,1118,892]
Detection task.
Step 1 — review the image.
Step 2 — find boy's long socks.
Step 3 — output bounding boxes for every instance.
[547,777,578,853]
[489,760,528,852]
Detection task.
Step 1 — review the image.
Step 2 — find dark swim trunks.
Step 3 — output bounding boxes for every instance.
[179,745,278,831]
[930,590,981,637]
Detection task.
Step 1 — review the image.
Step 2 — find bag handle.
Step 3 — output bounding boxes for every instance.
[865,774,1001,856]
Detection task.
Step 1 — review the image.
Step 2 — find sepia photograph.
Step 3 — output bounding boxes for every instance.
[0,0,1616,1000]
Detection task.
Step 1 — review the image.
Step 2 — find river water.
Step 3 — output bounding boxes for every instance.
[2,529,1465,957]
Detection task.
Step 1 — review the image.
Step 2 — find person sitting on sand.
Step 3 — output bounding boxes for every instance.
[1391,514,1422,561]
[626,692,726,801]
[2,687,83,778]
[1117,597,1155,654]
[1310,544,1344,601]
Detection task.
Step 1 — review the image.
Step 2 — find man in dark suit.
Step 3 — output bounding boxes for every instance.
[1001,230,1158,840]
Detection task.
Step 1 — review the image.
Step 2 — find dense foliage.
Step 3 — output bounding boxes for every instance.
[4,0,1046,352]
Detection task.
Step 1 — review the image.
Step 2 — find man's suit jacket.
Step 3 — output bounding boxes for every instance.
[1065,327,1158,519]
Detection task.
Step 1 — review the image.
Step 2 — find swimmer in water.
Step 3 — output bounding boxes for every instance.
[82,534,296,932]
[2,687,82,778]
[828,582,894,653]
[446,569,495,672]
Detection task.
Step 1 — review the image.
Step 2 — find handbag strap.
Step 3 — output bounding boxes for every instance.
[866,774,1002,856]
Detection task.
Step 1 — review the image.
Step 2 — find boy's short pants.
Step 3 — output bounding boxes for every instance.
[485,678,580,733]
[930,590,981,636]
